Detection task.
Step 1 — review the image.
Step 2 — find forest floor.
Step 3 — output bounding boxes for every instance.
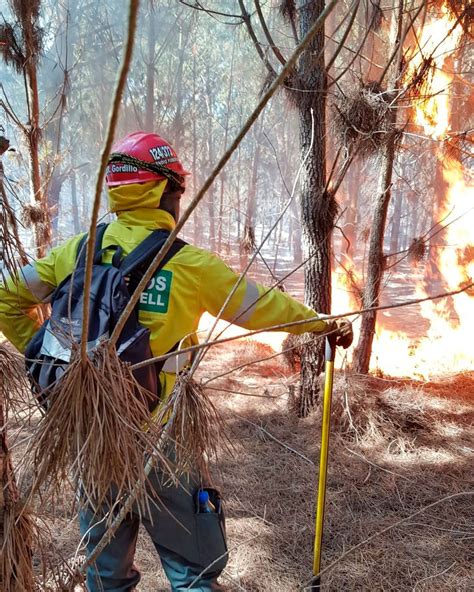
[7,337,474,591]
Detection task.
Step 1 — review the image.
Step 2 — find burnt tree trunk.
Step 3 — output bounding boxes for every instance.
[295,0,335,417]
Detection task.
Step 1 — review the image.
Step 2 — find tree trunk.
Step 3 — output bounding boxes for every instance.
[389,180,403,254]
[71,170,80,234]
[296,0,334,417]
[352,124,398,373]
[205,65,216,251]
[352,0,405,374]
[343,157,361,252]
[240,116,264,268]
[25,34,51,257]
[217,32,237,252]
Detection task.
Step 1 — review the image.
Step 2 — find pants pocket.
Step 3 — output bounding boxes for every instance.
[195,490,228,575]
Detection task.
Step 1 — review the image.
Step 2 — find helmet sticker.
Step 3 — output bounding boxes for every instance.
[106,163,139,175]
[149,145,179,165]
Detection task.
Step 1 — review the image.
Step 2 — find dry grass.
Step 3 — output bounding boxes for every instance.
[5,339,474,591]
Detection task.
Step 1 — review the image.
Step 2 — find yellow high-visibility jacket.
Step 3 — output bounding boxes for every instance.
[0,182,327,400]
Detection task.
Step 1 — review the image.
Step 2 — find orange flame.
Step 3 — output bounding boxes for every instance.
[197,6,471,379]
[367,2,473,377]
[406,3,463,140]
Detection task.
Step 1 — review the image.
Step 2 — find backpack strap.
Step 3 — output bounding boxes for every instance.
[119,229,187,278]
[76,223,109,268]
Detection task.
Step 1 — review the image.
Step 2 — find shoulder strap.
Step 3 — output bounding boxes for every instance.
[119,229,187,276]
[76,223,109,268]
[121,230,187,296]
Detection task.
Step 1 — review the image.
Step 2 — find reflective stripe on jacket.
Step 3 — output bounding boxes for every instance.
[0,193,328,399]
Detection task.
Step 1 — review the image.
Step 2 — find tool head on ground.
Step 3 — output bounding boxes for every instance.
[106,131,190,191]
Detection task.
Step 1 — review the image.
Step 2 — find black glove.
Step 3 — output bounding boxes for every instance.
[326,320,353,349]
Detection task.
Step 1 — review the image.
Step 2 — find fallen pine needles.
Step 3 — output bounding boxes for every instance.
[26,345,167,515]
[155,372,231,483]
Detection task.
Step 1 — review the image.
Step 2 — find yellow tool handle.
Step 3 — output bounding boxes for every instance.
[312,337,336,586]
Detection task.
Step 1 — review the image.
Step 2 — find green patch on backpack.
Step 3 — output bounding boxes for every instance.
[139,270,173,313]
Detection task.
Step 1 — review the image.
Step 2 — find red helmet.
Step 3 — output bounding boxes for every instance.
[105,131,190,188]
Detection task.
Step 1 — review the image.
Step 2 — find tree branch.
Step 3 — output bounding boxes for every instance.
[132,281,474,371]
[80,0,140,361]
[254,0,287,66]
[238,0,278,77]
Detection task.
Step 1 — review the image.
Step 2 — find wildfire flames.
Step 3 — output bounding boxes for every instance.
[332,1,473,378]
[200,3,471,380]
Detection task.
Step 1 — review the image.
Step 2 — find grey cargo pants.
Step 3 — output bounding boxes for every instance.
[79,467,228,591]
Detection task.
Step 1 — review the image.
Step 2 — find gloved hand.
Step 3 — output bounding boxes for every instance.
[325,319,353,349]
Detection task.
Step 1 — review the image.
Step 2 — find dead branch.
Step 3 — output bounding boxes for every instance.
[326,0,361,72]
[254,0,287,66]
[238,0,278,77]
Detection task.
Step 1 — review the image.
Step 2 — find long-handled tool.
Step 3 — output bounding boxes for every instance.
[310,335,337,590]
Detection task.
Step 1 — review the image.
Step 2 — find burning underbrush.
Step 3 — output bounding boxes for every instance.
[4,339,474,591]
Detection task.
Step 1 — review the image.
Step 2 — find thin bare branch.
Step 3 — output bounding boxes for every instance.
[80,0,140,361]
[238,0,278,77]
[132,281,474,371]
[254,0,287,66]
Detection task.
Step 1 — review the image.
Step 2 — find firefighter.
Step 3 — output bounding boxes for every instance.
[0,131,352,591]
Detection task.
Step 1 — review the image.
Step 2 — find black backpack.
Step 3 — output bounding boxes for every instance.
[25,223,185,409]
